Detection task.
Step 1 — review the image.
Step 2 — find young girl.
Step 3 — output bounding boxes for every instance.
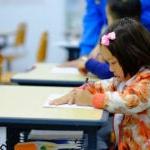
[50,18,150,149]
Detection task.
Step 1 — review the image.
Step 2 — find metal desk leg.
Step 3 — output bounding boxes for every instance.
[85,128,97,150]
[6,127,20,150]
[68,48,80,60]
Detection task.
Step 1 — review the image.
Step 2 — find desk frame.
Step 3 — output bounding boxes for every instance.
[11,63,98,87]
[0,112,108,150]
[11,78,85,87]
[66,47,80,61]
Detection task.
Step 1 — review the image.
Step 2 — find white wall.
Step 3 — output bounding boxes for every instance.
[0,0,68,71]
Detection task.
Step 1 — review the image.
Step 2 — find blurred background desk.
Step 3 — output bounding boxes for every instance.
[0,30,14,50]
[11,63,98,86]
[0,85,108,150]
[58,41,80,60]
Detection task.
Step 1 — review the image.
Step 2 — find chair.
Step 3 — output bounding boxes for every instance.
[0,23,27,71]
[14,22,26,47]
[0,54,14,84]
[36,31,48,62]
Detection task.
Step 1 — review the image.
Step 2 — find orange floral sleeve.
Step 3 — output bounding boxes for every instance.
[79,78,116,94]
[105,71,150,114]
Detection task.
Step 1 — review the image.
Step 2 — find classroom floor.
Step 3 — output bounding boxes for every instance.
[0,127,6,145]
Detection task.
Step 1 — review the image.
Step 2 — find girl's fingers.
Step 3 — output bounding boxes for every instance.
[68,97,74,105]
[49,91,76,105]
[49,97,67,105]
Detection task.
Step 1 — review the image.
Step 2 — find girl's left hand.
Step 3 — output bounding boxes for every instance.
[49,90,76,105]
[49,88,93,106]
[74,89,93,106]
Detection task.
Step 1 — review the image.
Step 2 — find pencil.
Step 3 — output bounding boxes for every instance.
[85,77,89,83]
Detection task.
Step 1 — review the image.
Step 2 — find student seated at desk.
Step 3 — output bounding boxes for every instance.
[50,18,150,149]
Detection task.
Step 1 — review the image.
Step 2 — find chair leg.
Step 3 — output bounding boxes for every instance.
[6,59,12,71]
[0,65,2,82]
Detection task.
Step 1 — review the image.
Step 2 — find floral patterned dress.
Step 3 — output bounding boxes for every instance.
[85,68,150,150]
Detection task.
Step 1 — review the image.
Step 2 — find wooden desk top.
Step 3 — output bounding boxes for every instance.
[11,63,98,86]
[0,85,107,125]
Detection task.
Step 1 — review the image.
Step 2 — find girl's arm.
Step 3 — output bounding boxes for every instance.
[102,73,150,114]
[49,78,116,106]
[80,77,116,93]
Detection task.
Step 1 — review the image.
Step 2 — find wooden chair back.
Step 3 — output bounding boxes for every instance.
[14,23,26,47]
[36,31,48,62]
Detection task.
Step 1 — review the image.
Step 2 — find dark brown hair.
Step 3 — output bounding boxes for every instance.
[100,18,150,77]
[107,0,141,20]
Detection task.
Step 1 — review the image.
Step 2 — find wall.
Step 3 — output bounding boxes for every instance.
[0,0,68,71]
[0,0,85,72]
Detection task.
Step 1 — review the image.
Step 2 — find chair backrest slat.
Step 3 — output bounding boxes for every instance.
[36,32,48,62]
[14,23,26,47]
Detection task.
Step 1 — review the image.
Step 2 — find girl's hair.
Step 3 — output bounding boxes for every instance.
[100,17,150,77]
[107,0,141,21]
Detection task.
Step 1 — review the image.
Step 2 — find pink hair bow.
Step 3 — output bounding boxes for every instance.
[101,32,116,46]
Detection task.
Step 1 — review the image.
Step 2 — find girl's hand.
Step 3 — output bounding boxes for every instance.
[49,88,93,107]
[74,89,93,106]
[94,81,102,88]
[77,57,88,75]
[49,90,76,105]
[94,81,104,93]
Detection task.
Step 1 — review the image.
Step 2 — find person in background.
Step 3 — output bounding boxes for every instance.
[62,0,150,80]
[80,0,150,56]
[61,0,106,68]
[50,18,150,150]
[80,0,107,56]
[78,0,150,79]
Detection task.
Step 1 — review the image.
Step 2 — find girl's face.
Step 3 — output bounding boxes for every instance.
[100,45,126,81]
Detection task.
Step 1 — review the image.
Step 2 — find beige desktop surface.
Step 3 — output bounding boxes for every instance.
[0,85,103,121]
[11,63,98,82]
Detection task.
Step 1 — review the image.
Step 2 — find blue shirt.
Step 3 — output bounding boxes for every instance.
[79,0,107,56]
[141,0,150,30]
[80,0,150,56]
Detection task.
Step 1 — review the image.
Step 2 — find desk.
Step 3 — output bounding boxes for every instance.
[11,63,98,86]
[0,30,14,50]
[0,85,108,150]
[58,41,80,60]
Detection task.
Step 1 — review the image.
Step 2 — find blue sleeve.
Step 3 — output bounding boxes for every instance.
[79,0,107,56]
[85,58,114,79]
[141,0,150,31]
